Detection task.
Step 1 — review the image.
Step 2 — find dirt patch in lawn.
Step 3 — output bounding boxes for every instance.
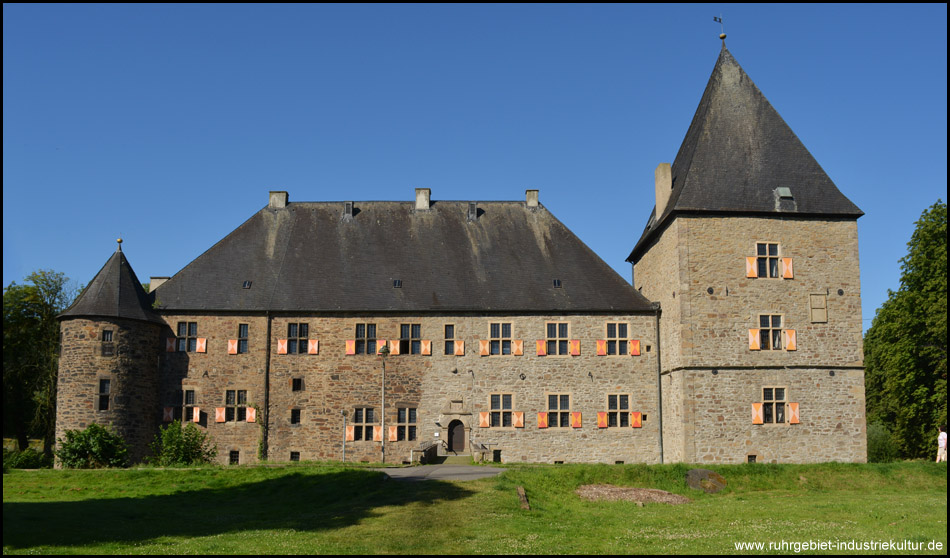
[576,484,691,505]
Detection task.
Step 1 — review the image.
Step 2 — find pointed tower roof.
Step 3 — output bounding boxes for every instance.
[59,241,162,324]
[628,45,863,262]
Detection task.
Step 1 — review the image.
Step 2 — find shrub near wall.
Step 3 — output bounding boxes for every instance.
[55,424,129,468]
[150,420,216,466]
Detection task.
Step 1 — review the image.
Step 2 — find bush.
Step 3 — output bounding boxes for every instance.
[3,447,53,470]
[867,421,898,463]
[55,424,129,468]
[150,420,216,466]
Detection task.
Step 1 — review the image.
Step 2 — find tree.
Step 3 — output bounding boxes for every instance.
[2,270,78,454]
[865,201,947,458]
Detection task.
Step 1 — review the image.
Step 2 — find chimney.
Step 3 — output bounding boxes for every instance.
[269,191,288,209]
[149,277,169,292]
[415,188,431,210]
[654,163,672,217]
[526,189,539,208]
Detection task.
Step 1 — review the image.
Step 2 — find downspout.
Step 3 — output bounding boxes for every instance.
[654,302,664,465]
[263,311,271,461]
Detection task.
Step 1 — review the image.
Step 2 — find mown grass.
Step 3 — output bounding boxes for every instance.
[3,461,946,554]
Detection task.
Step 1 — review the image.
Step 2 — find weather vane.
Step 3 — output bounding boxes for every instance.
[714,15,726,41]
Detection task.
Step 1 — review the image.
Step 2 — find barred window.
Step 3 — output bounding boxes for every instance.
[177,322,198,352]
[355,324,377,355]
[399,324,422,354]
[288,323,309,354]
[397,407,417,441]
[353,407,375,441]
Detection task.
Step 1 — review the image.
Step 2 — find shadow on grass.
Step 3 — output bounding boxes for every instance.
[3,468,474,550]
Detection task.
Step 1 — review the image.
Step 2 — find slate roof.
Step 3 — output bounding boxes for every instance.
[59,246,163,324]
[628,45,863,262]
[153,199,653,313]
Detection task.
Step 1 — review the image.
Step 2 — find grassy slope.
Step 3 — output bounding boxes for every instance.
[3,462,947,554]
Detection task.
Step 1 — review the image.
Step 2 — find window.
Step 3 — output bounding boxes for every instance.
[355,323,377,355]
[353,407,375,441]
[606,323,628,356]
[397,407,417,441]
[444,324,455,356]
[546,322,570,356]
[287,323,309,354]
[809,294,828,323]
[490,323,512,355]
[607,394,630,427]
[547,394,571,428]
[490,394,513,427]
[290,451,300,462]
[237,324,249,354]
[229,450,240,465]
[762,387,786,424]
[177,322,198,352]
[756,243,780,278]
[101,329,115,357]
[291,409,301,424]
[97,379,111,411]
[225,390,248,422]
[182,389,196,421]
[292,378,304,392]
[759,315,783,350]
[399,324,422,354]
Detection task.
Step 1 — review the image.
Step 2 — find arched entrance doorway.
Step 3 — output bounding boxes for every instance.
[447,419,466,453]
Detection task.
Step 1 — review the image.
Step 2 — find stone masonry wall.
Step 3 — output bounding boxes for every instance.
[160,313,660,465]
[57,317,161,463]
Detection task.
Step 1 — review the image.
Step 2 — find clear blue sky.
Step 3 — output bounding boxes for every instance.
[3,4,947,332]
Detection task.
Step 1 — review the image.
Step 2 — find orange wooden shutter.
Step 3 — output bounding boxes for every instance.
[536,340,547,356]
[277,339,288,354]
[163,407,174,422]
[345,425,355,442]
[631,412,642,428]
[377,340,387,355]
[246,407,256,423]
[228,339,238,355]
[308,339,319,354]
[388,426,398,442]
[479,340,490,356]
[513,411,524,428]
[196,338,207,353]
[454,340,465,356]
[782,258,794,279]
[537,412,549,429]
[752,403,764,424]
[571,412,582,428]
[784,329,797,351]
[192,407,201,423]
[597,412,608,428]
[479,412,491,428]
[215,408,226,423]
[596,340,607,356]
[388,340,400,355]
[789,402,800,424]
[746,256,758,278]
[512,339,524,356]
[629,339,641,356]
[166,337,177,352]
[345,340,356,355]
[749,330,761,350]
[570,340,581,356]
[373,425,383,441]
[421,340,431,355]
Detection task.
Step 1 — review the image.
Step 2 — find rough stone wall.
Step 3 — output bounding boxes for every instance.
[161,313,660,465]
[634,215,866,463]
[56,317,161,463]
[671,368,866,463]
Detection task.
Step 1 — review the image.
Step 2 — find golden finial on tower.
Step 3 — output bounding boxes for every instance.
[714,15,726,42]
[117,238,123,251]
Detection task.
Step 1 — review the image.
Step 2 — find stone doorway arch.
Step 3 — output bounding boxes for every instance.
[447,419,466,453]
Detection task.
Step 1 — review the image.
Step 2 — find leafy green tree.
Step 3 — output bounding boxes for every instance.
[865,201,947,458]
[56,424,129,468]
[2,270,78,454]
[149,420,216,466]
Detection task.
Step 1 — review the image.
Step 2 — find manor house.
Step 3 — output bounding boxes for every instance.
[56,44,867,465]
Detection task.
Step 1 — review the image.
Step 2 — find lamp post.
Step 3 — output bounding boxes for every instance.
[379,343,390,464]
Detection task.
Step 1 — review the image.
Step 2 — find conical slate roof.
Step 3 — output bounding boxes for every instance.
[629,45,863,262]
[59,244,162,324]
[154,199,654,313]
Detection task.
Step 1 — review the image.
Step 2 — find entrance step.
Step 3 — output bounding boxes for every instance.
[433,454,473,465]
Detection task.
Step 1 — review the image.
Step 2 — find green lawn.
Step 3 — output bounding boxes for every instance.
[3,462,946,554]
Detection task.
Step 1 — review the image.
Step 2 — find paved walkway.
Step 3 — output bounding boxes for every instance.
[373,464,506,482]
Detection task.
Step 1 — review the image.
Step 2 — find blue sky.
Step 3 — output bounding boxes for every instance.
[3,4,947,332]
